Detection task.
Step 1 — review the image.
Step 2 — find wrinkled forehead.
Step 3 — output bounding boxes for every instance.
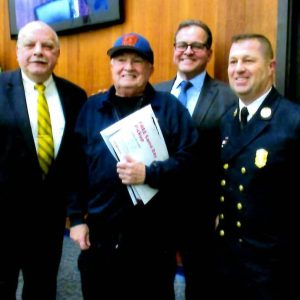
[176,25,207,41]
[111,50,144,59]
[229,39,263,57]
[18,24,59,48]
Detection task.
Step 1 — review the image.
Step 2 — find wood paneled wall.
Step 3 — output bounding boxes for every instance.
[0,0,278,96]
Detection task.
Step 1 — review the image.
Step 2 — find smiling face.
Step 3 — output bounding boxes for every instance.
[173,25,212,80]
[17,21,60,83]
[228,38,275,104]
[110,51,154,97]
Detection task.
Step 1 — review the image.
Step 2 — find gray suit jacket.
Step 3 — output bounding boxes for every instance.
[155,73,237,128]
[155,73,237,237]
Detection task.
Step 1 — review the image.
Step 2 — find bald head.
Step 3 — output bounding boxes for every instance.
[17,21,59,49]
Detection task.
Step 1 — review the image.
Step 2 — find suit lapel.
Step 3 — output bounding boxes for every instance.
[54,76,67,123]
[192,74,217,124]
[52,76,69,158]
[8,71,37,156]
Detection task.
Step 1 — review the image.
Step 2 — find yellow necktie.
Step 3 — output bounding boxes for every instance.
[35,84,54,175]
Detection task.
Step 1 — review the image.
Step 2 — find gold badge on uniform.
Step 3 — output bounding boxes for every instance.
[255,148,268,168]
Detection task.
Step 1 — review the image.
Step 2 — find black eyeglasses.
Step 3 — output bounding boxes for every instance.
[174,42,207,52]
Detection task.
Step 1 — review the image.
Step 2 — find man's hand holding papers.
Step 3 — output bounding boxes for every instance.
[100,104,169,205]
[117,155,146,185]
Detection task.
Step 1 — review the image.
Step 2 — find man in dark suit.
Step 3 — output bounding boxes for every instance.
[0,21,87,299]
[215,33,300,299]
[155,19,237,299]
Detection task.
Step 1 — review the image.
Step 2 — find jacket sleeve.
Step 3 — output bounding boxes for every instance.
[144,95,199,188]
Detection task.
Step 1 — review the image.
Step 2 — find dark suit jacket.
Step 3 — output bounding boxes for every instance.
[216,87,300,298]
[0,69,87,239]
[155,73,237,241]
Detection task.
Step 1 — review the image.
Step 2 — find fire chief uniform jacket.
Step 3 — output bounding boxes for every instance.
[215,87,300,300]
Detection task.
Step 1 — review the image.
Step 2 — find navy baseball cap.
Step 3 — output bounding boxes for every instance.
[107,33,154,64]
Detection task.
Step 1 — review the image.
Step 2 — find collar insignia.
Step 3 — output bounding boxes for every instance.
[260,107,272,119]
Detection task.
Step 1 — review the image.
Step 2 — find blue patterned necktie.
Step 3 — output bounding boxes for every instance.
[178,80,192,106]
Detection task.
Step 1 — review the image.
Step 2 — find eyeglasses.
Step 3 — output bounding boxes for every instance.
[174,42,207,52]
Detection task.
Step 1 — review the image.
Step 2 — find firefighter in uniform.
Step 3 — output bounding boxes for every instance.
[214,33,300,300]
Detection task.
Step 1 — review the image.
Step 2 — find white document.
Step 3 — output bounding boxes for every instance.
[100,104,169,205]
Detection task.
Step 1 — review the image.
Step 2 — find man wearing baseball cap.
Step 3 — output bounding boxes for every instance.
[67,33,199,300]
[107,32,154,64]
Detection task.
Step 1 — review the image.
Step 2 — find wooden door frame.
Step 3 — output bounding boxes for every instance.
[276,0,300,102]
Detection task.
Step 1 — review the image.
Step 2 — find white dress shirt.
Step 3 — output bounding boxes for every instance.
[239,87,272,122]
[22,72,65,157]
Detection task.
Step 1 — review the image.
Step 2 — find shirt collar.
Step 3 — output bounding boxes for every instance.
[21,70,54,92]
[174,71,206,92]
[239,87,272,119]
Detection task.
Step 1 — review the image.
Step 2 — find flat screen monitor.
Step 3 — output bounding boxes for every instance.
[8,0,124,38]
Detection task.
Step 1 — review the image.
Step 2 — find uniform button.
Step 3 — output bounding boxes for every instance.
[219,229,225,237]
[241,167,246,174]
[239,185,244,192]
[220,196,225,202]
[223,163,229,170]
[237,202,243,210]
[221,179,226,186]
[220,213,224,220]
[236,221,242,228]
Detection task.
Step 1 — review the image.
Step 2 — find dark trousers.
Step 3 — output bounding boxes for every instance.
[178,242,217,300]
[0,228,64,300]
[78,240,176,300]
[214,248,299,300]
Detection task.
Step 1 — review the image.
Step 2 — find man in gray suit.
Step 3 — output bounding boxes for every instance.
[155,19,237,300]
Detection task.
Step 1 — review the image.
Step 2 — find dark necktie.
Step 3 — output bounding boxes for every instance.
[240,106,249,130]
[178,81,192,106]
[35,84,54,175]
